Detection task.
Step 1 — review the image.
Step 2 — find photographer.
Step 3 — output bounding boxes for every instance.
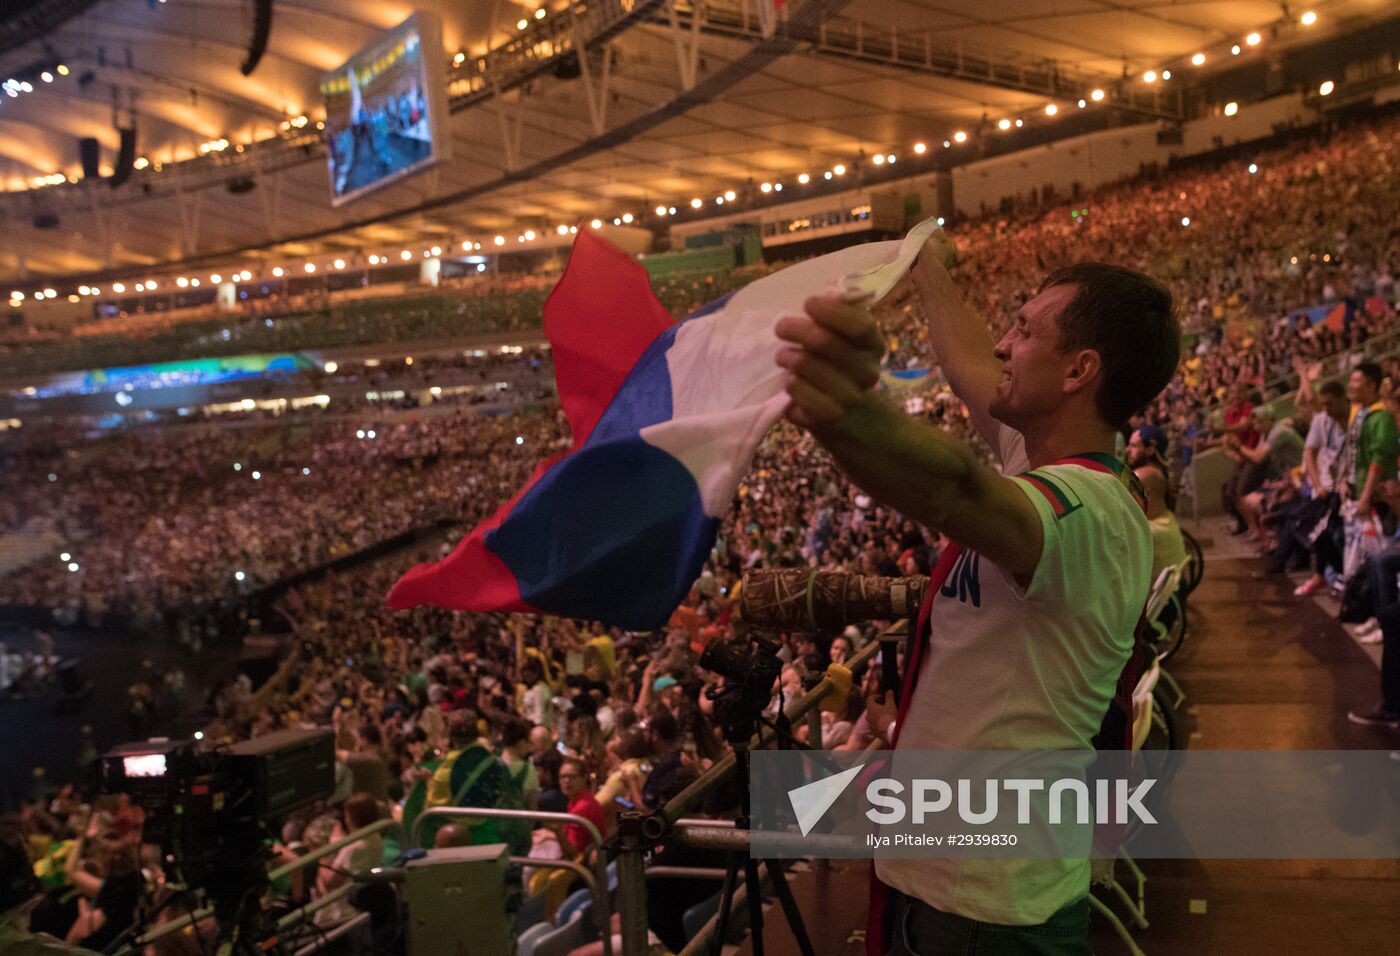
[776,237,1179,954]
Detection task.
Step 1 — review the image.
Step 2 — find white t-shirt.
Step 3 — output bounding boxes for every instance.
[876,426,1150,925]
[1304,411,1344,493]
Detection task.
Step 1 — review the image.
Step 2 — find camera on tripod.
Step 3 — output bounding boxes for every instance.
[97,729,334,914]
[699,634,785,737]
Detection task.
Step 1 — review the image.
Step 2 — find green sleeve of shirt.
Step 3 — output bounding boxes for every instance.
[1359,410,1399,483]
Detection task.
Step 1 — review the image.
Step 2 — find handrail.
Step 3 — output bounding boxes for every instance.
[612,620,908,956]
[115,817,400,955]
[410,806,612,956]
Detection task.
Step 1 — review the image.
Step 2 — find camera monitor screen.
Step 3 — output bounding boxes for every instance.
[123,753,168,778]
[321,11,450,206]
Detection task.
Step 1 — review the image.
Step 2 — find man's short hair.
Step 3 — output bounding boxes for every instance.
[1319,380,1346,399]
[1038,263,1181,429]
[1356,362,1384,388]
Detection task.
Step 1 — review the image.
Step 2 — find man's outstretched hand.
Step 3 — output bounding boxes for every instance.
[775,295,886,430]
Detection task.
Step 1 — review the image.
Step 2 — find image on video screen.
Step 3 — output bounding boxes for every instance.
[322,20,437,204]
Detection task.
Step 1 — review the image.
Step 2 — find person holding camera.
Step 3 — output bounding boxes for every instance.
[775,234,1179,955]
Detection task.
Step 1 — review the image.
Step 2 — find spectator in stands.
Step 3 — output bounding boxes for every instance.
[552,758,606,859]
[1232,406,1306,545]
[1126,425,1186,582]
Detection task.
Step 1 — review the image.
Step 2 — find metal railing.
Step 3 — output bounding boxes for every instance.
[410,805,613,956]
[112,817,401,956]
[614,622,901,956]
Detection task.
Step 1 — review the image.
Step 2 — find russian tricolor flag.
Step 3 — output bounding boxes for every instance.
[388,218,942,629]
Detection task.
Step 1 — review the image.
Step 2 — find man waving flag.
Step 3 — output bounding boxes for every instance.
[388,219,942,628]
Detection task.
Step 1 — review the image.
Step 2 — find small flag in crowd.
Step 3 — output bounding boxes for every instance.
[387,218,943,628]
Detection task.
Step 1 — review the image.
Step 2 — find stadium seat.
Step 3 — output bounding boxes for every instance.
[531,909,587,956]
[554,887,592,926]
[514,920,553,956]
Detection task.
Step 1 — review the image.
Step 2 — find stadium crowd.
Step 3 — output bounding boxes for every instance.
[4,111,1400,951]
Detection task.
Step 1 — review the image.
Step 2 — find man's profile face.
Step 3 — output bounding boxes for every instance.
[989,283,1083,429]
[1125,430,1152,468]
[1348,370,1375,405]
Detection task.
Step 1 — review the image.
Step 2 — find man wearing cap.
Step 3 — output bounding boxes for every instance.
[1226,406,1305,545]
[1125,425,1186,582]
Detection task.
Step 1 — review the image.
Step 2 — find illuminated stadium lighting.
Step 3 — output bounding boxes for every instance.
[669,206,677,214]
[43,288,55,298]
[68,562,79,573]
[535,7,546,18]
[1248,163,1258,173]
[112,282,125,293]
[60,552,71,561]
[953,130,968,143]
[134,157,152,171]
[1191,53,1206,66]
[1078,99,1087,108]
[760,182,772,193]
[1231,44,1241,55]
[691,197,703,208]
[773,184,782,192]
[723,190,736,201]
[302,467,310,475]
[1245,32,1261,46]
[272,266,284,277]
[517,18,528,29]
[177,277,189,287]
[1181,217,1191,227]
[56,64,68,75]
[1224,101,1239,116]
[1162,71,1171,80]
[68,294,79,303]
[194,731,204,740]
[524,228,538,238]
[619,215,632,225]
[401,248,414,259]
[40,71,52,83]
[885,154,896,164]
[135,283,145,292]
[368,254,380,264]
[304,263,315,273]
[251,470,261,480]
[235,571,246,582]
[913,142,926,154]
[560,223,573,233]
[324,361,338,373]
[8,291,21,301]
[454,52,466,65]
[191,278,200,287]
[78,285,89,295]
[1319,80,1334,96]
[797,173,810,184]
[1143,70,1157,83]
[611,217,621,226]
[873,154,885,164]
[333,258,346,269]
[655,205,668,216]
[1301,10,1317,26]
[1044,103,1058,115]
[590,219,602,229]
[823,172,832,180]
[210,273,223,283]
[494,234,506,245]
[997,119,1011,130]
[833,165,846,175]
[147,279,158,289]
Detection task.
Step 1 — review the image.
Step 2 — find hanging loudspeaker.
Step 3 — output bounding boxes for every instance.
[109,127,136,188]
[79,137,100,179]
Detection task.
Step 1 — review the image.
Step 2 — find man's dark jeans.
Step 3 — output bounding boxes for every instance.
[1378,603,1400,715]
[886,892,1090,955]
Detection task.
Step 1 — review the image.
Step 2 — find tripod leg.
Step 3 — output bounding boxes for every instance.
[744,858,766,956]
[711,852,741,956]
[763,860,817,956]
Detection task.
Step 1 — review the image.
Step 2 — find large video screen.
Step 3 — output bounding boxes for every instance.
[321,12,450,206]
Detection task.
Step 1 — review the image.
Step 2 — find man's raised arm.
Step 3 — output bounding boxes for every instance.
[908,236,1006,453]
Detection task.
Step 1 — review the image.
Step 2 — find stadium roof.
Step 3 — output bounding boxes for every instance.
[0,0,1389,283]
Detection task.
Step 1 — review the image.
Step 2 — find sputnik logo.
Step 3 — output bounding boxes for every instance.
[788,763,866,836]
